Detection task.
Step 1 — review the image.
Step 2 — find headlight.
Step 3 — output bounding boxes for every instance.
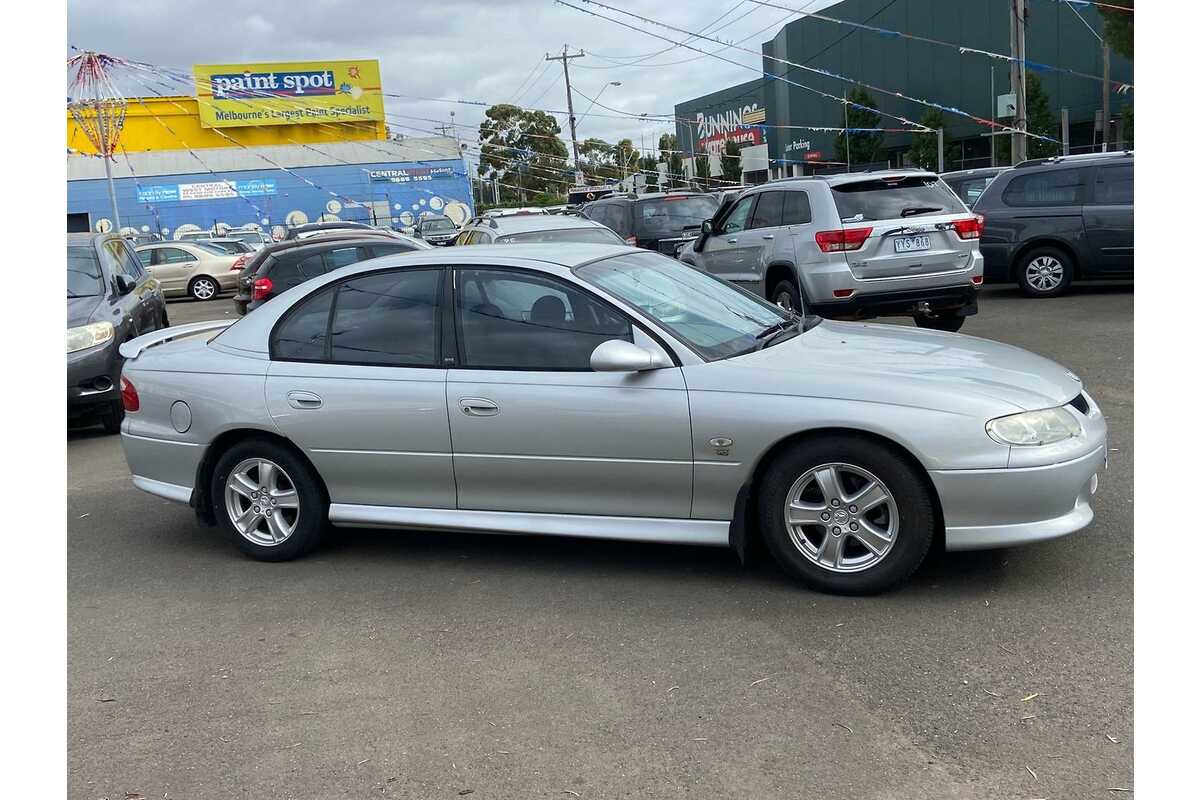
[986,407,1082,446]
[66,321,115,354]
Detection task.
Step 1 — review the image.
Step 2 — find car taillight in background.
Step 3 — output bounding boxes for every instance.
[120,376,139,412]
[230,255,248,271]
[625,235,638,246]
[815,227,873,253]
[952,215,985,240]
[252,277,274,302]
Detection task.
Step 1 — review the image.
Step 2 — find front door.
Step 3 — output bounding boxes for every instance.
[264,267,456,508]
[698,193,760,284]
[447,266,693,518]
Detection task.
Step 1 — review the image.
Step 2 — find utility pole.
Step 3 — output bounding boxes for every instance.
[990,66,996,167]
[546,46,585,185]
[1101,44,1111,151]
[843,93,851,173]
[1061,108,1070,156]
[1009,0,1028,164]
[937,129,944,173]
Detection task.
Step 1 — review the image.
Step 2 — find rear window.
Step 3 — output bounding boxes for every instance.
[634,196,718,237]
[831,176,963,223]
[497,228,624,245]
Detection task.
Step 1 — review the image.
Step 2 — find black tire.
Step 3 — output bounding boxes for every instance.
[913,312,965,332]
[771,279,802,314]
[756,435,935,595]
[210,438,327,562]
[100,400,124,435]
[188,275,220,301]
[1015,246,1074,298]
[159,310,170,329]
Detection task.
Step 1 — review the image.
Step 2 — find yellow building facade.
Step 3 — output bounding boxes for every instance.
[67,95,388,155]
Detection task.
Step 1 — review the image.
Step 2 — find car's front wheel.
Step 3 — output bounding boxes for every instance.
[913,312,965,332]
[188,276,219,301]
[211,438,327,561]
[757,435,935,594]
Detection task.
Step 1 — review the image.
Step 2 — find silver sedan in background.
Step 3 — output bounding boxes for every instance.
[117,245,1106,594]
[134,241,241,300]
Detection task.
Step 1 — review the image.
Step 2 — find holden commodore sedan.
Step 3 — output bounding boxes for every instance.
[118,245,1106,594]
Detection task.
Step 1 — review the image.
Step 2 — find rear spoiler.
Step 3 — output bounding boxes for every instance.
[119,320,236,360]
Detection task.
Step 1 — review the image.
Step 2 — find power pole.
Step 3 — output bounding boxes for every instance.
[546,46,585,185]
[1009,0,1028,164]
[937,129,944,173]
[1101,44,1111,151]
[1061,108,1070,156]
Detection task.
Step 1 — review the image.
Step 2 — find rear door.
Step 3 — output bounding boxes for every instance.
[1084,162,1134,273]
[148,246,198,294]
[829,175,975,280]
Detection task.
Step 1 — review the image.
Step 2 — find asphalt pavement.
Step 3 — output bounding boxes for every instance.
[68,283,1134,799]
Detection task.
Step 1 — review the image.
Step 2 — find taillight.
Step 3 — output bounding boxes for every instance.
[624,235,638,246]
[952,215,984,240]
[832,289,855,298]
[971,275,984,285]
[252,277,274,302]
[230,255,247,271]
[815,227,873,253]
[120,375,139,412]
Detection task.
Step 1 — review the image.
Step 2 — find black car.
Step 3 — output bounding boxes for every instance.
[282,220,374,240]
[235,235,432,314]
[973,152,1133,298]
[68,232,169,433]
[579,191,720,255]
[939,166,1008,208]
[412,215,459,246]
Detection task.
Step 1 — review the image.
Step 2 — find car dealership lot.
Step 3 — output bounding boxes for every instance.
[69,285,1132,799]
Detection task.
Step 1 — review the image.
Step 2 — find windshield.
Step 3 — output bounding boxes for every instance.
[576,251,791,361]
[192,242,231,256]
[635,195,719,238]
[499,228,623,245]
[832,176,964,222]
[179,232,211,240]
[422,218,456,232]
[228,231,265,243]
[68,246,104,297]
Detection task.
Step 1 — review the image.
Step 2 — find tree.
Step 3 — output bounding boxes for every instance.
[694,150,712,190]
[995,74,1059,163]
[578,137,617,181]
[477,104,569,203]
[639,155,660,192]
[907,110,949,172]
[614,138,639,180]
[1099,1,1133,59]
[720,140,742,183]
[659,134,683,188]
[833,88,884,168]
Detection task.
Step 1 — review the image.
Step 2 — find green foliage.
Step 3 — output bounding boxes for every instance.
[833,88,884,168]
[659,134,684,188]
[720,140,741,183]
[639,155,660,192]
[477,104,569,202]
[907,110,948,171]
[694,150,712,191]
[1121,105,1133,148]
[994,74,1060,163]
[1099,1,1133,59]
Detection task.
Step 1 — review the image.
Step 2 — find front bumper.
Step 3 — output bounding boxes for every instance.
[932,441,1107,551]
[67,342,120,416]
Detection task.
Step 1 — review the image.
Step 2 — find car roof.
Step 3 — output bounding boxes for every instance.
[270,235,418,257]
[939,166,1009,180]
[67,232,108,246]
[472,215,613,234]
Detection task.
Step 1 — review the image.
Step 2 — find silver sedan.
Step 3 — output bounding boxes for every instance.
[118,245,1106,594]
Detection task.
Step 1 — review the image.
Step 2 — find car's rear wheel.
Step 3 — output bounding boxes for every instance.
[188,276,219,301]
[1016,247,1073,298]
[757,435,935,595]
[771,280,801,314]
[211,439,326,561]
[913,312,965,332]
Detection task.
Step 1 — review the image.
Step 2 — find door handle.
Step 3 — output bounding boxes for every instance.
[726,237,738,244]
[761,234,775,240]
[287,391,323,410]
[459,397,499,417]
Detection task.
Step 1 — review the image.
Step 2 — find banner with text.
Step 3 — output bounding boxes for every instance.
[193,60,384,129]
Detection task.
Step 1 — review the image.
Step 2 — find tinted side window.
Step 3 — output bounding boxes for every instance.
[271,286,334,361]
[329,269,441,366]
[721,196,756,234]
[457,268,632,370]
[324,246,366,270]
[1002,168,1086,207]
[369,243,417,257]
[1094,164,1132,204]
[271,253,328,288]
[748,192,784,229]
[782,191,813,225]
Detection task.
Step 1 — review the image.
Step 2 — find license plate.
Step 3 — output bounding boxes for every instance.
[894,235,931,253]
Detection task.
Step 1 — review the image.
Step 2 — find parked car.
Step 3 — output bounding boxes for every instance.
[484,207,549,217]
[123,232,163,246]
[134,241,242,301]
[119,245,1106,595]
[580,191,719,255]
[412,215,459,246]
[939,166,1009,208]
[68,232,168,433]
[973,152,1133,298]
[234,234,432,314]
[177,230,216,242]
[199,237,255,255]
[222,229,274,251]
[282,221,375,240]
[679,171,983,332]
[454,213,625,246]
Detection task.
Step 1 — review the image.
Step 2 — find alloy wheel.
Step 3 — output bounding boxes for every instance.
[774,291,794,312]
[192,278,217,300]
[783,463,899,573]
[224,458,300,546]
[1025,256,1064,292]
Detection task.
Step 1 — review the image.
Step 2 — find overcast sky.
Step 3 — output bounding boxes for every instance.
[67,0,835,157]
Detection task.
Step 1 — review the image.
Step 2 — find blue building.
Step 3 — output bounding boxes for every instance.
[67,138,474,239]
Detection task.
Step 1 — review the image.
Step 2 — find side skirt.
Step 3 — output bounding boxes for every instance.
[328,504,731,548]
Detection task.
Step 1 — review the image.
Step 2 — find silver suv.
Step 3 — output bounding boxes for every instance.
[679,171,984,331]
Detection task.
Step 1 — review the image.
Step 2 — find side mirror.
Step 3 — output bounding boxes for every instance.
[115,274,136,295]
[694,219,714,254]
[590,339,669,372]
[701,219,713,235]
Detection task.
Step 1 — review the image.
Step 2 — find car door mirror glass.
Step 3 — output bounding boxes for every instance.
[115,274,136,295]
[701,220,712,235]
[590,339,666,372]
